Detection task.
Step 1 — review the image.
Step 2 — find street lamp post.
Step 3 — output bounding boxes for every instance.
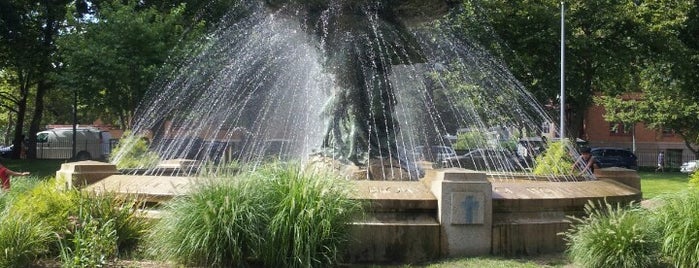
[72,89,77,159]
[560,1,566,140]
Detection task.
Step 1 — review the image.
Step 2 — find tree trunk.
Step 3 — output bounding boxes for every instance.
[27,78,48,159]
[27,11,57,159]
[572,60,596,140]
[11,71,30,159]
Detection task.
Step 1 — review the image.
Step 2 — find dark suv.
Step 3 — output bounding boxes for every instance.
[590,147,638,170]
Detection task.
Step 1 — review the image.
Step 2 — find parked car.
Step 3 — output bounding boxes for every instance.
[0,144,13,158]
[590,147,638,170]
[681,160,697,173]
[440,148,523,171]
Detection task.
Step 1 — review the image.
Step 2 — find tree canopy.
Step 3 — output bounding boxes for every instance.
[58,0,201,128]
[1,0,698,158]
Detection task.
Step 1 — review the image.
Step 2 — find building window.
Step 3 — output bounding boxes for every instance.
[609,122,632,136]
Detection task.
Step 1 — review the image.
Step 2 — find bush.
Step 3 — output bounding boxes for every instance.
[57,192,149,267]
[147,177,269,267]
[0,212,53,267]
[0,176,41,213]
[532,140,575,176]
[256,163,362,268]
[76,191,151,255]
[562,200,661,268]
[110,131,160,169]
[9,181,149,262]
[149,162,362,267]
[454,131,488,151]
[9,179,79,234]
[654,190,699,267]
[60,216,117,268]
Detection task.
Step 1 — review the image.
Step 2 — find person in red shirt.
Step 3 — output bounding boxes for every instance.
[0,164,30,190]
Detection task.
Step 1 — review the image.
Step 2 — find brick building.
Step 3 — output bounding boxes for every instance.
[582,100,696,168]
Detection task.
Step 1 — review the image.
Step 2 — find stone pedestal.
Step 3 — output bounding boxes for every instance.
[55,161,120,189]
[595,167,641,191]
[430,169,492,257]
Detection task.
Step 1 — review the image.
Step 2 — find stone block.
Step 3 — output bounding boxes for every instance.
[595,167,641,191]
[344,214,440,264]
[490,179,642,255]
[344,180,440,263]
[430,169,492,257]
[55,161,119,189]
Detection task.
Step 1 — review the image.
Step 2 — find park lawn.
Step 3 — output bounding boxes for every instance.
[0,158,66,179]
[639,171,691,199]
[415,255,570,268]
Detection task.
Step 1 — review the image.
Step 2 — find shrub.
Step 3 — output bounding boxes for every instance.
[60,216,117,268]
[76,191,151,255]
[562,200,661,268]
[654,190,699,267]
[256,163,362,268]
[454,131,488,151]
[149,162,362,267]
[147,177,269,267]
[0,176,41,212]
[110,131,160,169]
[9,179,79,234]
[0,212,53,267]
[532,140,575,176]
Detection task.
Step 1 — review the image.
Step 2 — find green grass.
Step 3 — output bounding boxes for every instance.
[356,254,570,267]
[0,159,66,179]
[639,171,690,199]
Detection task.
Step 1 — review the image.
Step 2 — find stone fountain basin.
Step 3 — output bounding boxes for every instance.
[62,161,640,262]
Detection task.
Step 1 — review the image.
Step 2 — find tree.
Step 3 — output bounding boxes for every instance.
[0,0,76,158]
[596,1,698,156]
[58,0,199,129]
[594,95,645,152]
[457,0,657,139]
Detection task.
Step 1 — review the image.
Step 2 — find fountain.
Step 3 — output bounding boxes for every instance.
[60,0,641,263]
[109,0,563,180]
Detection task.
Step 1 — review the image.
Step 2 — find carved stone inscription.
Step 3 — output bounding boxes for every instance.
[451,192,485,225]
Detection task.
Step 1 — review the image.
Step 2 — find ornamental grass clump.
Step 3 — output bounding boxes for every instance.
[256,163,362,268]
[562,200,661,268]
[59,216,117,267]
[58,192,149,267]
[0,212,53,267]
[147,177,269,267]
[149,162,362,267]
[75,191,151,255]
[654,190,699,267]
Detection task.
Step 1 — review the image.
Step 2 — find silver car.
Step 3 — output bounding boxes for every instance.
[681,160,697,173]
